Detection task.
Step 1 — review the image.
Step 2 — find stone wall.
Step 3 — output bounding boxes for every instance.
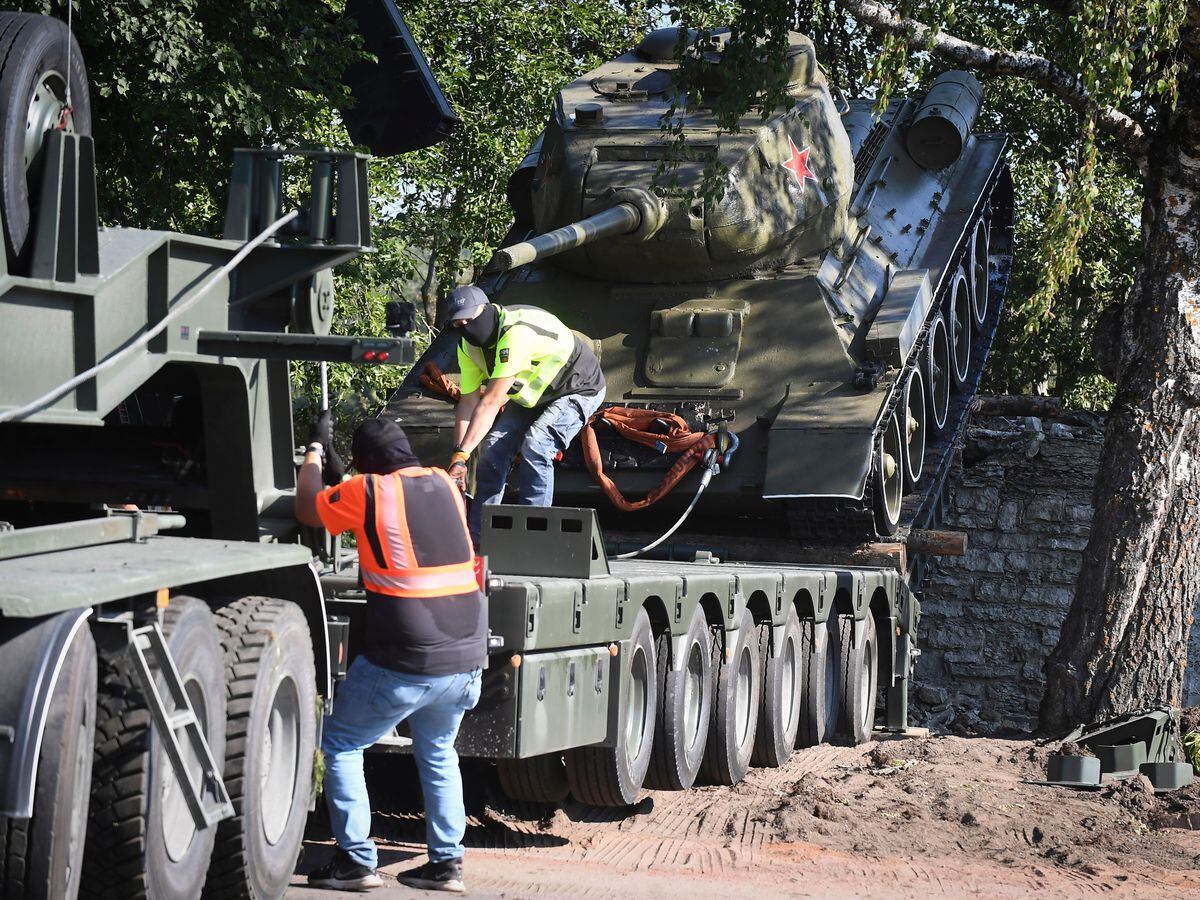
[913,413,1200,734]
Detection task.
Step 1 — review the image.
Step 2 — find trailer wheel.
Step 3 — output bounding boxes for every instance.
[0,623,96,900]
[496,755,569,805]
[204,597,316,900]
[947,266,972,391]
[834,614,879,744]
[0,12,91,270]
[752,605,801,768]
[796,617,837,747]
[700,608,761,786]
[645,605,711,790]
[565,607,656,807]
[82,597,226,900]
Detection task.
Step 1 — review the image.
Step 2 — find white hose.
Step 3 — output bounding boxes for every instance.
[611,466,714,560]
[0,209,300,424]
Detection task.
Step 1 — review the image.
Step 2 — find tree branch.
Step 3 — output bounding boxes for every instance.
[836,0,1150,161]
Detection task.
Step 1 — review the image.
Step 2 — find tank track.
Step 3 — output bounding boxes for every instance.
[787,164,1015,544]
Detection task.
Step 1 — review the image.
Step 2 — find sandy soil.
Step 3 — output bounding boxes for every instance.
[290,735,1200,899]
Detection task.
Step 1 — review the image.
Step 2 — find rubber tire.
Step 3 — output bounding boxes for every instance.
[204,597,317,900]
[81,597,226,900]
[902,366,926,491]
[946,267,972,392]
[871,410,903,537]
[0,623,96,900]
[834,614,880,745]
[752,605,802,768]
[925,314,951,435]
[0,12,91,270]
[700,608,761,786]
[645,605,712,790]
[496,755,569,805]
[795,619,827,748]
[565,607,656,807]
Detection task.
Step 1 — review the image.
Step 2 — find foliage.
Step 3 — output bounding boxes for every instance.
[1184,730,1200,776]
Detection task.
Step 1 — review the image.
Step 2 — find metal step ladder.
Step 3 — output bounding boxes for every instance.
[128,622,233,828]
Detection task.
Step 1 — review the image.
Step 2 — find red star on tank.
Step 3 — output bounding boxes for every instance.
[783,135,816,188]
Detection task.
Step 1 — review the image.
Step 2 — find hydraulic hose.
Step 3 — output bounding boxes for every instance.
[0,208,300,424]
[611,432,739,561]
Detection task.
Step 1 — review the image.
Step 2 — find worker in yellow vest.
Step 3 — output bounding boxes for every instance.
[440,286,605,545]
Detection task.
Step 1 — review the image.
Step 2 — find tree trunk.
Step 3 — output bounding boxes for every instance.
[1041,20,1200,734]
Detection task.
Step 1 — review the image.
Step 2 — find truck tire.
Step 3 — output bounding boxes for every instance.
[0,12,91,269]
[565,607,656,807]
[0,624,96,900]
[204,597,317,900]
[496,755,569,805]
[700,608,761,786]
[797,617,837,748]
[834,614,879,744]
[81,597,226,900]
[645,604,711,791]
[752,605,801,768]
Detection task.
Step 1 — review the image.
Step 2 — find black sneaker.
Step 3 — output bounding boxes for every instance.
[396,858,465,893]
[307,848,384,891]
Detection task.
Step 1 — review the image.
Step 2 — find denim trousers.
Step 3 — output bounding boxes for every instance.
[469,388,605,545]
[321,656,483,867]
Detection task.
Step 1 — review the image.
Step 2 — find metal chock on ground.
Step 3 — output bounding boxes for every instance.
[127,622,233,829]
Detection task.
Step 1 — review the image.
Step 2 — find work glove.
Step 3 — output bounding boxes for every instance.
[308,409,334,449]
[323,446,346,487]
[447,449,469,493]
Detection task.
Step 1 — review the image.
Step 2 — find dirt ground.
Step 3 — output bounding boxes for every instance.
[290,734,1200,899]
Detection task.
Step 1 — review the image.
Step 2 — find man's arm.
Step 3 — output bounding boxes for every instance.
[295,446,325,527]
[457,376,515,454]
[453,390,481,446]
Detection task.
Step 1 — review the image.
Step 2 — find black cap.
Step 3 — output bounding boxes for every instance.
[351,418,418,474]
[437,285,489,326]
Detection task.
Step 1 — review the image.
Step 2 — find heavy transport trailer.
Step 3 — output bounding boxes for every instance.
[322,503,920,806]
[0,6,450,898]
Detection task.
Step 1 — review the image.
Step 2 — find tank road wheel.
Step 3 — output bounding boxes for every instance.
[902,366,926,490]
[497,754,569,805]
[0,13,91,269]
[834,614,880,745]
[203,597,317,900]
[0,623,96,900]
[947,266,972,391]
[796,617,837,747]
[871,409,904,537]
[646,605,712,791]
[970,219,990,330]
[565,607,656,807]
[701,608,762,786]
[925,313,951,434]
[752,604,802,768]
[82,597,226,900]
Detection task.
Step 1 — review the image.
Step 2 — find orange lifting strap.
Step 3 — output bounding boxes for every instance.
[581,407,714,512]
[419,362,710,512]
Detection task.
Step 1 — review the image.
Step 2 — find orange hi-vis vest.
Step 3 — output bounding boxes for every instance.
[316,467,478,599]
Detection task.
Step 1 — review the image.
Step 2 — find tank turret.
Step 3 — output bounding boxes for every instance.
[506,28,854,284]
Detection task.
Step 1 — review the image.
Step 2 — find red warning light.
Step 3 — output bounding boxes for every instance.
[364,350,377,361]
[378,351,389,362]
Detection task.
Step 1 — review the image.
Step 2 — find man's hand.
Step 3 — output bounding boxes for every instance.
[308,409,334,448]
[447,449,469,493]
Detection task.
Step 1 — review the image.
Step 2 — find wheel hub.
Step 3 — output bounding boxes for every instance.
[24,71,72,170]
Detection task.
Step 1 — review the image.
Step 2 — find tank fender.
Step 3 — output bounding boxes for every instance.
[0,607,90,817]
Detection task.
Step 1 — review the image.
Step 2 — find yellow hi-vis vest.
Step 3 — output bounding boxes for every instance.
[457,305,578,408]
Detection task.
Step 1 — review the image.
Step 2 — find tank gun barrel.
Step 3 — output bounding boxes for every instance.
[487,198,653,273]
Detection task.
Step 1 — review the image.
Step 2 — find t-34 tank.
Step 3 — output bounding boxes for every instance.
[389,26,1013,544]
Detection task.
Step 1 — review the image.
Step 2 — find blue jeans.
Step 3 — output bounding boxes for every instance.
[321,656,482,867]
[469,389,606,545]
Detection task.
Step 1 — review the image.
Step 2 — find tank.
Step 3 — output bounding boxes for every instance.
[389,26,1014,545]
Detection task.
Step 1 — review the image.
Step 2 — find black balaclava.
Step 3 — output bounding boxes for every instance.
[459,303,500,348]
[352,418,419,474]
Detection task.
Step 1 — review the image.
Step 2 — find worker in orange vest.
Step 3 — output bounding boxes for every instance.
[296,413,484,894]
